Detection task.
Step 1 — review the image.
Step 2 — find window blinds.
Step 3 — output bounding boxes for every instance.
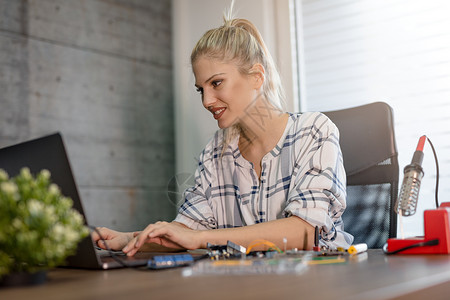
[297,0,450,237]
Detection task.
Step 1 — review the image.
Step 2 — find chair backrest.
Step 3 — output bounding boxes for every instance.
[323,102,399,248]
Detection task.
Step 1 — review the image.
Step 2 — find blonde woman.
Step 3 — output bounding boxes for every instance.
[93,13,353,255]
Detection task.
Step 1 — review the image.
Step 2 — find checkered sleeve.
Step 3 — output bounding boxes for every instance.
[283,113,351,246]
[173,133,220,230]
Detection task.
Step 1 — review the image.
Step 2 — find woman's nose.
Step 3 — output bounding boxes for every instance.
[202,90,215,108]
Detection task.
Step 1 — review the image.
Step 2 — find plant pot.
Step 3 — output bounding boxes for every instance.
[0,270,47,287]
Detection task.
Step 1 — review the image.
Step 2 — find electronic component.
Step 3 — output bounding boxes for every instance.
[347,243,368,255]
[207,241,247,260]
[246,239,282,254]
[395,135,426,216]
[226,240,247,255]
[386,208,449,254]
[386,135,450,254]
[206,243,230,260]
[183,253,312,276]
[313,226,320,251]
[147,254,194,269]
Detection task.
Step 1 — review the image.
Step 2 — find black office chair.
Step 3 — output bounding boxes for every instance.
[323,102,399,248]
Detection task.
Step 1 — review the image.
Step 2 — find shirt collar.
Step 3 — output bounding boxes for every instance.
[230,113,297,166]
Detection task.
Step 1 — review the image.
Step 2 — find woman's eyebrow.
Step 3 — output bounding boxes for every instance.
[204,73,226,84]
[195,73,226,88]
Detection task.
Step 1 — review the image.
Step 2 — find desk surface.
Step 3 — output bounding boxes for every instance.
[2,250,450,300]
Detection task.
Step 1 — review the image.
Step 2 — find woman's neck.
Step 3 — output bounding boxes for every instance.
[237,98,289,156]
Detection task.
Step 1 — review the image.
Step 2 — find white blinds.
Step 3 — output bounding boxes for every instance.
[297,0,450,237]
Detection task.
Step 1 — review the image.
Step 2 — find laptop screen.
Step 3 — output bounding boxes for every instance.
[0,133,153,269]
[0,132,85,216]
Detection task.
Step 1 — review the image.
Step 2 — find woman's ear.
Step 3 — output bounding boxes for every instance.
[249,63,265,90]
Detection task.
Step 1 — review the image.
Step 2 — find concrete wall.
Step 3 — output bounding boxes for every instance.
[0,0,175,231]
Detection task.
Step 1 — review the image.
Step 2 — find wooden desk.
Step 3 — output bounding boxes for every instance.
[1,250,450,300]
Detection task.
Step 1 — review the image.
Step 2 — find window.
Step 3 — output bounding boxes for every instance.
[294,0,450,237]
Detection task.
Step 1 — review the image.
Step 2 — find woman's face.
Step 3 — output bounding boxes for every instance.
[193,57,260,129]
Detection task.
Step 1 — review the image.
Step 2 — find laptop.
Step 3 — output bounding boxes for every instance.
[0,132,154,269]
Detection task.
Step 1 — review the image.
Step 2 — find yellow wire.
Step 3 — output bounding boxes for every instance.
[246,239,282,254]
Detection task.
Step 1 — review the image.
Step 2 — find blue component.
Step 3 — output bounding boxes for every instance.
[147,254,194,269]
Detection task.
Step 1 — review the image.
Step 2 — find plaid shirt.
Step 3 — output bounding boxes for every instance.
[174,112,354,248]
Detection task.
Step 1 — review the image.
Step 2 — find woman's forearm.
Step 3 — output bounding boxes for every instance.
[197,216,315,250]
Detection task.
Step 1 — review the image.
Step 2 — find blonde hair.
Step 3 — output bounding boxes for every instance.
[191,5,286,152]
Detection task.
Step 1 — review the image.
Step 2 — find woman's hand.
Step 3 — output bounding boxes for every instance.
[91,227,135,251]
[122,222,202,256]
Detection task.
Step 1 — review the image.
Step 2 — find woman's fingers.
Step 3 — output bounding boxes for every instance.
[123,239,140,256]
[92,227,115,248]
[135,223,166,248]
[91,227,107,242]
[123,232,152,254]
[123,223,171,254]
[123,236,140,253]
[122,221,195,256]
[125,245,139,257]
[123,237,183,256]
[150,237,183,249]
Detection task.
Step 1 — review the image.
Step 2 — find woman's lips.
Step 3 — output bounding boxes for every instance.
[212,108,226,120]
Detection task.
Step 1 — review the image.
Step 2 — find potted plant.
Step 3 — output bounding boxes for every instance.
[0,167,88,287]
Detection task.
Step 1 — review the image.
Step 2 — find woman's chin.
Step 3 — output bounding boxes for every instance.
[217,119,236,129]
[217,122,227,129]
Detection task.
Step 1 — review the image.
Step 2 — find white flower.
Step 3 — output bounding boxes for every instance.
[70,211,84,225]
[52,224,65,240]
[20,167,32,180]
[64,228,80,244]
[40,169,51,180]
[12,218,23,229]
[28,199,45,216]
[54,244,65,257]
[0,169,8,181]
[1,182,18,195]
[44,205,56,215]
[48,184,60,195]
[59,197,73,210]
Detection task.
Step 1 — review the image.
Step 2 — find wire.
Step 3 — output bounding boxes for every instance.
[426,137,440,208]
[246,239,282,254]
[383,137,440,255]
[89,226,207,270]
[89,226,134,268]
[382,239,439,255]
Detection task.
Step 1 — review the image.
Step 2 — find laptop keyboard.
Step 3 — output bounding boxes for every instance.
[95,246,126,258]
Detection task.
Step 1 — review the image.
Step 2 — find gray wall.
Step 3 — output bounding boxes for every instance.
[0,0,176,231]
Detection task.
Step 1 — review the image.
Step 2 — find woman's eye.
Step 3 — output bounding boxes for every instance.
[196,87,203,94]
[212,80,222,88]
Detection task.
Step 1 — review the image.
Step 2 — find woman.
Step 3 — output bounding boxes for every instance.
[93,15,353,256]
